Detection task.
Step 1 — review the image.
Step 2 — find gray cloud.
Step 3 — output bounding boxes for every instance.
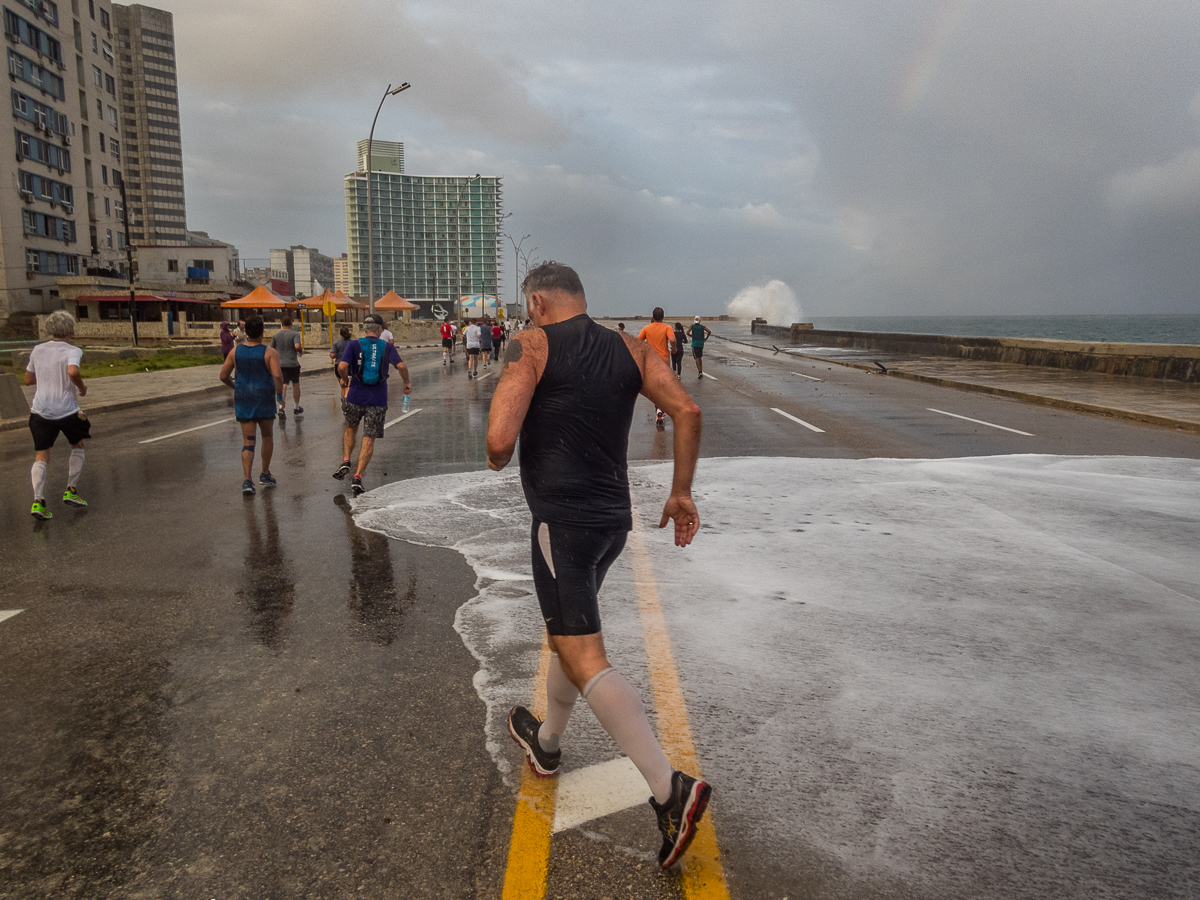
[156,0,1200,315]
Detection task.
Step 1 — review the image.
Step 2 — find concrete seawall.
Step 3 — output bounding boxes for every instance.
[750,323,1200,383]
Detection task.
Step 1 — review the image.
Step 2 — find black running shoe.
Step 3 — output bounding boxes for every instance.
[650,770,711,869]
[507,706,561,777]
[351,475,364,496]
[293,405,303,414]
[333,460,351,480]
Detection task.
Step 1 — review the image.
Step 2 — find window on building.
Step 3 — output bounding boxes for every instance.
[106,228,112,248]
[117,231,124,250]
[104,74,115,96]
[166,259,180,272]
[96,97,102,118]
[101,164,107,184]
[91,33,97,52]
[76,303,88,319]
[99,8,109,30]
[106,105,116,125]
[110,138,119,160]
[92,64,102,87]
[104,197,109,215]
[102,41,112,63]
[98,133,106,153]
[88,0,94,20]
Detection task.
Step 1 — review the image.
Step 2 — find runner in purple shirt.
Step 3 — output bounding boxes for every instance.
[332,315,411,495]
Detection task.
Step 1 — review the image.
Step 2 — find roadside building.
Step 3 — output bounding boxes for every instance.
[112,3,186,247]
[268,245,335,298]
[0,0,129,326]
[344,139,502,313]
[333,252,349,294]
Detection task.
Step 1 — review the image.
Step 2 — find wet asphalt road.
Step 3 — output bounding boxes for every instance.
[1,343,1198,900]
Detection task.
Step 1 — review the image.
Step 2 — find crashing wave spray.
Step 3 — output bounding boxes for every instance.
[726,280,802,326]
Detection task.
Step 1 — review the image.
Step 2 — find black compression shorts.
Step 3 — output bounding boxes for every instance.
[692,345,703,359]
[442,337,453,348]
[530,519,627,636]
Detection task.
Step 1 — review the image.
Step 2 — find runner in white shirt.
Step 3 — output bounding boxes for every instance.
[464,319,482,379]
[381,327,394,344]
[23,310,90,519]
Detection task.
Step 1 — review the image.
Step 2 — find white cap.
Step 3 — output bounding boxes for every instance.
[694,316,701,322]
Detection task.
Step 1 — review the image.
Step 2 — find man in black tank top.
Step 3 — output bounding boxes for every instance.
[487,262,712,869]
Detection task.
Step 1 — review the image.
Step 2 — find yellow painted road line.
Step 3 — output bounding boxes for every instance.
[627,503,732,900]
[501,642,557,900]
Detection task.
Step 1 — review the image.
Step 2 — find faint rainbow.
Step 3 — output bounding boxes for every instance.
[896,0,972,114]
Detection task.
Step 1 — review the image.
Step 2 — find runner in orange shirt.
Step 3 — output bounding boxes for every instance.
[637,307,676,426]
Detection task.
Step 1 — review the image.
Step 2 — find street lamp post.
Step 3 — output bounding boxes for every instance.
[365,82,410,315]
[505,232,531,320]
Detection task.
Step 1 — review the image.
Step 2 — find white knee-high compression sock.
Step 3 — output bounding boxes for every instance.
[583,667,674,804]
[68,448,84,488]
[31,460,47,500]
[538,653,579,753]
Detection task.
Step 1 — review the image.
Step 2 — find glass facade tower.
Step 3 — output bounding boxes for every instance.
[344,141,501,302]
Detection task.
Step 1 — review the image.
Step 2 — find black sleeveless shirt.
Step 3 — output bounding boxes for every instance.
[519,314,643,531]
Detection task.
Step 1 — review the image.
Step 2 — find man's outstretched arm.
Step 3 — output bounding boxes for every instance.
[485,331,544,471]
[632,338,702,546]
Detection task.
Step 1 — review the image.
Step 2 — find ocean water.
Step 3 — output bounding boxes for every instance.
[805,315,1200,345]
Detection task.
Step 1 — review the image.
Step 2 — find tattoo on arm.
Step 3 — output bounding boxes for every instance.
[503,339,523,369]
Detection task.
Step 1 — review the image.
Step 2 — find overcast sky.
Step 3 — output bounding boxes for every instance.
[158,0,1200,317]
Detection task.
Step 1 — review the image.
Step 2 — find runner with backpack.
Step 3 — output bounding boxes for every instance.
[332,314,412,496]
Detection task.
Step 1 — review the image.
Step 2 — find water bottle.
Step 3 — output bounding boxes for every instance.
[402,394,411,411]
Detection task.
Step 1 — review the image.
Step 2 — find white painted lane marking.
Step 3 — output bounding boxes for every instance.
[474,370,494,380]
[702,372,717,380]
[927,408,1033,436]
[383,407,423,430]
[0,610,24,625]
[771,407,825,433]
[552,756,646,833]
[791,372,822,382]
[139,417,233,444]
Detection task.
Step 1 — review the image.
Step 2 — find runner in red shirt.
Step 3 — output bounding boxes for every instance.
[440,319,455,365]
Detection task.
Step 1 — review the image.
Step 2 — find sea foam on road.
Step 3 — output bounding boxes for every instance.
[355,455,1200,897]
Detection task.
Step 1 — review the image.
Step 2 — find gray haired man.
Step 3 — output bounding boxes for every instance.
[24,310,90,519]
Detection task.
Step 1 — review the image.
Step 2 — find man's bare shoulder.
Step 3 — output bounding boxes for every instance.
[502,327,547,373]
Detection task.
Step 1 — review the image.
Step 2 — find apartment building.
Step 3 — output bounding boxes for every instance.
[112,3,185,246]
[344,139,502,303]
[333,252,348,294]
[268,245,334,298]
[1,0,126,323]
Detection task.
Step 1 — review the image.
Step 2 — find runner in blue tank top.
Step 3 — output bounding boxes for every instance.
[219,315,283,495]
[486,262,711,869]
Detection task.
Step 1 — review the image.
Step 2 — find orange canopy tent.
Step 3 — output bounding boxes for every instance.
[307,288,363,310]
[375,290,418,311]
[221,284,290,308]
[334,289,368,309]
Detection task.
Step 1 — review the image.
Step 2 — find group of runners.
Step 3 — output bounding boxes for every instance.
[440,316,516,378]
[219,312,411,497]
[23,267,714,870]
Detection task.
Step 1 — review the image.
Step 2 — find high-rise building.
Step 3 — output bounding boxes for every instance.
[344,140,502,305]
[113,3,186,246]
[333,252,349,294]
[0,0,127,323]
[267,245,334,297]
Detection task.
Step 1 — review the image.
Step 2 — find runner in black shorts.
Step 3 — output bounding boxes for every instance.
[486,262,711,869]
[24,310,91,519]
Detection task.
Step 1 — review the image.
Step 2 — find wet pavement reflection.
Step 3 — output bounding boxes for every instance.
[334,493,412,644]
[237,493,295,649]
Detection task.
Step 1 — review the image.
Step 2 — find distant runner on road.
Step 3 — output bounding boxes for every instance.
[440,319,455,365]
[24,310,90,519]
[690,316,712,378]
[334,314,411,496]
[464,319,482,380]
[486,262,711,869]
[271,316,303,417]
[637,307,676,426]
[219,315,283,495]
